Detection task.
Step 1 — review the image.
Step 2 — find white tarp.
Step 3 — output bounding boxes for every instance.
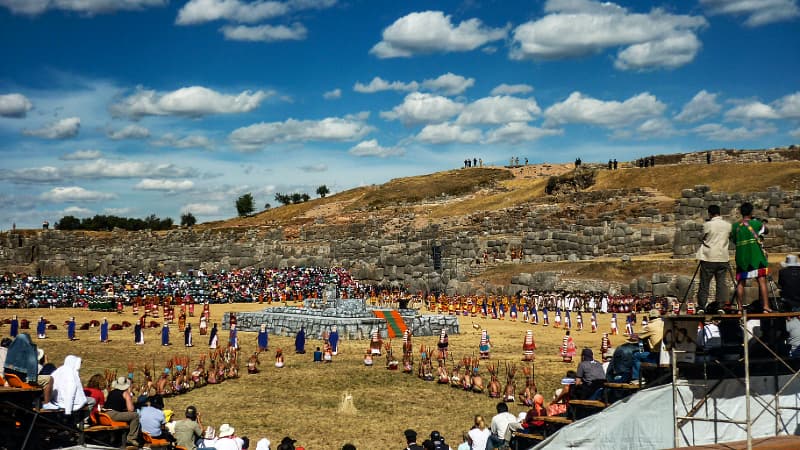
[533,374,800,449]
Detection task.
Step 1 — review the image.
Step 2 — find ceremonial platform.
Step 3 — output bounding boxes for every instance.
[223,298,459,339]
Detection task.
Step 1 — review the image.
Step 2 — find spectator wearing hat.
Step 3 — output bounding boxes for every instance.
[201,426,218,448]
[256,438,272,450]
[606,335,639,383]
[104,376,140,446]
[429,430,451,450]
[174,405,204,450]
[215,424,242,450]
[638,309,664,353]
[277,436,296,450]
[404,429,424,450]
[779,255,800,311]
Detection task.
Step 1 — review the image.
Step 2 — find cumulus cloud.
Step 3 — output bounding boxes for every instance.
[416,122,482,144]
[0,0,166,16]
[490,84,534,96]
[348,139,405,158]
[298,164,328,172]
[1,159,198,183]
[380,92,464,125]
[791,128,800,139]
[104,207,133,215]
[60,206,94,217]
[635,117,678,138]
[107,124,150,140]
[22,117,80,139]
[484,123,562,144]
[151,134,213,149]
[456,96,540,125]
[110,86,270,119]
[40,186,115,203]
[675,90,721,122]
[700,0,800,27]
[323,88,341,100]
[0,93,33,118]
[725,101,780,121]
[181,203,221,215]
[221,23,307,42]
[421,73,475,96]
[544,92,666,127]
[693,122,777,141]
[511,0,707,70]
[354,77,419,93]
[774,92,800,119]
[176,0,336,25]
[230,115,373,150]
[134,179,195,192]
[60,149,104,160]
[370,10,508,58]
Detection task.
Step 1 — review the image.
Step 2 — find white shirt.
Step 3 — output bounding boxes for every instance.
[697,216,731,262]
[214,437,242,450]
[468,428,490,450]
[490,412,520,441]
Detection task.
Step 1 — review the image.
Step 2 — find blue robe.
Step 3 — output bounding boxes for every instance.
[161,324,170,346]
[229,327,238,348]
[10,318,19,337]
[295,328,306,354]
[37,319,46,338]
[328,330,339,354]
[257,329,268,350]
[209,325,218,348]
[67,320,76,340]
[134,324,143,344]
[184,324,192,346]
[100,321,109,342]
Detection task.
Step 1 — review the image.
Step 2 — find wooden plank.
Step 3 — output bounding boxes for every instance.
[604,382,641,389]
[569,400,607,408]
[512,432,544,440]
[85,425,129,432]
[537,416,572,424]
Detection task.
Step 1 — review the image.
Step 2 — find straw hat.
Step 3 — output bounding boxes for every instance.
[218,424,235,438]
[782,254,800,267]
[111,376,131,391]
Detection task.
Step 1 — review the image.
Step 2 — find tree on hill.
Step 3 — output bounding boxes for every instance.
[236,193,255,217]
[316,185,330,198]
[181,212,197,227]
[301,193,310,203]
[274,193,291,206]
[55,215,81,230]
[264,203,271,210]
[290,192,303,204]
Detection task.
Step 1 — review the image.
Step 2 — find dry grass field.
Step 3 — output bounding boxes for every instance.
[4,302,627,449]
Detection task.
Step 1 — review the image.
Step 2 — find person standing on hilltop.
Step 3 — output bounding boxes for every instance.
[731,202,771,312]
[696,205,731,313]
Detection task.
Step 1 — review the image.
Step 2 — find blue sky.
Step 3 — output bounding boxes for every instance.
[1,0,798,228]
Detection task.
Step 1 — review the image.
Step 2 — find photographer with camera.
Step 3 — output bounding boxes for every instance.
[696,205,731,314]
[731,202,770,312]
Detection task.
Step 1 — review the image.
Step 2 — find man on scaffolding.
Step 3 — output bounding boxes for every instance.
[731,202,771,312]
[696,205,731,314]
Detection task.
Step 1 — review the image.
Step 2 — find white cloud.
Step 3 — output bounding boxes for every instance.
[221,23,307,42]
[22,117,80,139]
[421,73,475,96]
[107,124,150,140]
[693,122,777,141]
[380,92,464,125]
[0,166,62,183]
[104,207,133,216]
[614,33,702,70]
[298,164,328,172]
[135,179,196,192]
[544,92,666,127]
[348,139,405,158]
[323,88,341,100]
[151,133,213,149]
[456,96,540,125]
[176,0,336,25]
[60,149,104,160]
[700,0,800,26]
[61,206,94,217]
[0,93,33,118]
[68,159,198,179]
[725,101,780,121]
[774,92,800,119]
[635,117,678,138]
[490,84,534,96]
[484,122,562,144]
[354,77,418,93]
[675,90,721,122]
[789,128,800,139]
[40,186,115,203]
[511,0,707,70]
[370,10,508,58]
[110,86,270,119]
[230,115,373,150]
[0,0,166,16]
[181,203,220,215]
[416,122,482,144]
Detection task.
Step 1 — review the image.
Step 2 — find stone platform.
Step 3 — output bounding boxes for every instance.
[222,298,459,340]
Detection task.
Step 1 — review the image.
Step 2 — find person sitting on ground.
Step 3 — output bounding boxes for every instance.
[487,402,522,449]
[104,376,141,446]
[606,335,638,383]
[403,429,424,450]
[43,355,95,418]
[574,348,606,400]
[174,405,204,450]
[140,395,175,443]
[467,415,491,450]
[313,347,323,362]
[83,373,106,414]
[779,254,800,312]
[275,348,285,368]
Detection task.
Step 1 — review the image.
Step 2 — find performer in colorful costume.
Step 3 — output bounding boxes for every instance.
[257,324,269,352]
[329,325,339,355]
[479,330,491,359]
[560,331,576,362]
[100,317,109,343]
[522,330,536,361]
[437,328,449,361]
